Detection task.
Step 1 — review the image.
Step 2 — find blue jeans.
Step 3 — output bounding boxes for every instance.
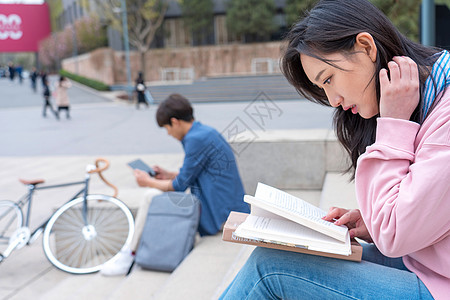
[220,244,433,299]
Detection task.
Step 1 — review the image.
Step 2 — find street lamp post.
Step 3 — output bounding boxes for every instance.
[120,0,133,101]
[70,11,79,74]
[72,25,79,74]
[421,0,435,46]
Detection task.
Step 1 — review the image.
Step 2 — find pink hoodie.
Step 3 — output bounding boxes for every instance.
[355,88,450,300]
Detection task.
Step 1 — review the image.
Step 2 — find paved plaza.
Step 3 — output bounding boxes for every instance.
[0,75,333,156]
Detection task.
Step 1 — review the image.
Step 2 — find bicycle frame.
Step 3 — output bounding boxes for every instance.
[17,172,92,244]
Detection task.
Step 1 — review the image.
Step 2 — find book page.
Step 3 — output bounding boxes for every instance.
[251,205,286,220]
[253,183,348,239]
[235,215,351,255]
[255,182,325,218]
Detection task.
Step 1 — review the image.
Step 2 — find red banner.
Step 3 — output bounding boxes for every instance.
[0,3,51,52]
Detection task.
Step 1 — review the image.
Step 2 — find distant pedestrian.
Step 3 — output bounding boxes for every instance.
[42,78,59,119]
[30,67,38,93]
[135,72,149,109]
[40,71,47,88]
[54,76,72,119]
[16,65,23,84]
[8,62,15,82]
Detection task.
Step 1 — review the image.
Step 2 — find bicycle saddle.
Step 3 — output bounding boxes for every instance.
[19,178,45,185]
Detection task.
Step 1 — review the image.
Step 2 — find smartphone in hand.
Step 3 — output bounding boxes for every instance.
[128,159,156,177]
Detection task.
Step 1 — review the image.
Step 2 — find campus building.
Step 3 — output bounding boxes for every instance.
[51,0,288,50]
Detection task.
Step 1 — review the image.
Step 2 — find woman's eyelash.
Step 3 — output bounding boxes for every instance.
[323,77,331,85]
[312,83,323,90]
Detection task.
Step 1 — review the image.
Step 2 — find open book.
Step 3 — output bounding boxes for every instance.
[225,183,362,260]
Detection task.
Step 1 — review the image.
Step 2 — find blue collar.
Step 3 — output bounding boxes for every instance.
[181,121,199,146]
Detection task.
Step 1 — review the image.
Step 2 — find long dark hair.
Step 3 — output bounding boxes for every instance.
[281,0,441,178]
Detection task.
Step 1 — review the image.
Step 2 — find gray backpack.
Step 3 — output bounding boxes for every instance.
[135,192,201,272]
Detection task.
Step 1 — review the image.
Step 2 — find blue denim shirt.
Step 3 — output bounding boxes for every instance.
[172,121,249,235]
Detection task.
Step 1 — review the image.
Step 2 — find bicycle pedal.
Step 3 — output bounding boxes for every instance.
[10,227,30,250]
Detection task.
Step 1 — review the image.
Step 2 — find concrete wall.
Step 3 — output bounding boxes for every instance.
[62,48,116,85]
[228,129,351,194]
[61,42,283,85]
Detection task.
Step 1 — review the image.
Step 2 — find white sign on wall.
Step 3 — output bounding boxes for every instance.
[0,14,23,40]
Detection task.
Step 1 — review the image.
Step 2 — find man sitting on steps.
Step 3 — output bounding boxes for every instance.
[100,93,250,276]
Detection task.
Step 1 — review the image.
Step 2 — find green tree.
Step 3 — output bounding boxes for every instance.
[284,0,317,28]
[370,0,421,41]
[47,0,64,31]
[436,0,450,6]
[97,0,168,77]
[226,0,277,42]
[179,0,214,46]
[75,16,108,54]
[284,0,450,43]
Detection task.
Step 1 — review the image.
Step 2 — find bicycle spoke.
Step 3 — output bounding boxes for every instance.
[96,236,124,254]
[56,209,83,227]
[53,236,84,262]
[89,206,109,226]
[77,242,91,268]
[92,238,115,260]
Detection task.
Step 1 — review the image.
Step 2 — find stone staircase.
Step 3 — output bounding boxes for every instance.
[3,184,356,300]
[18,235,253,300]
[0,130,359,300]
[112,74,301,104]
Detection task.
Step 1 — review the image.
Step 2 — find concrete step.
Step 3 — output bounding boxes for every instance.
[40,272,163,300]
[0,238,70,300]
[7,268,69,300]
[150,234,255,300]
[108,268,171,299]
[138,74,300,103]
[319,172,357,211]
[37,273,98,300]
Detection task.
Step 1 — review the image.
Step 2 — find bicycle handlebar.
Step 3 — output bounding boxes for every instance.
[87,158,110,174]
[88,158,119,198]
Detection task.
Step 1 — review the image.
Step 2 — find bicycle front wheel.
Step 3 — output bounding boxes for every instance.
[0,200,23,255]
[42,194,134,274]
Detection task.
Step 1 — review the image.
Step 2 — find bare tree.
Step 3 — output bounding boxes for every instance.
[98,0,168,78]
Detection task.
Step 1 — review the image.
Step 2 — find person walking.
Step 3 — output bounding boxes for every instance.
[42,78,59,120]
[135,72,149,109]
[16,65,23,85]
[54,76,72,119]
[40,71,47,89]
[8,62,15,82]
[30,67,38,93]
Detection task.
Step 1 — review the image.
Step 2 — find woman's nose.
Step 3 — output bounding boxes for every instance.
[328,94,343,108]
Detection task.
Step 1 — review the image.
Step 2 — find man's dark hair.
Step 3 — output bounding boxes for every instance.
[156,94,194,127]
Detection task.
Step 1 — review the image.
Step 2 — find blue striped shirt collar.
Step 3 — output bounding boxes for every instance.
[422,50,450,120]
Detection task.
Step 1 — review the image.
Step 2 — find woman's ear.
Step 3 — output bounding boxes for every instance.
[355,32,377,63]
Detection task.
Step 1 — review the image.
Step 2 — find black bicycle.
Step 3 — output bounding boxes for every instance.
[0,158,134,274]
